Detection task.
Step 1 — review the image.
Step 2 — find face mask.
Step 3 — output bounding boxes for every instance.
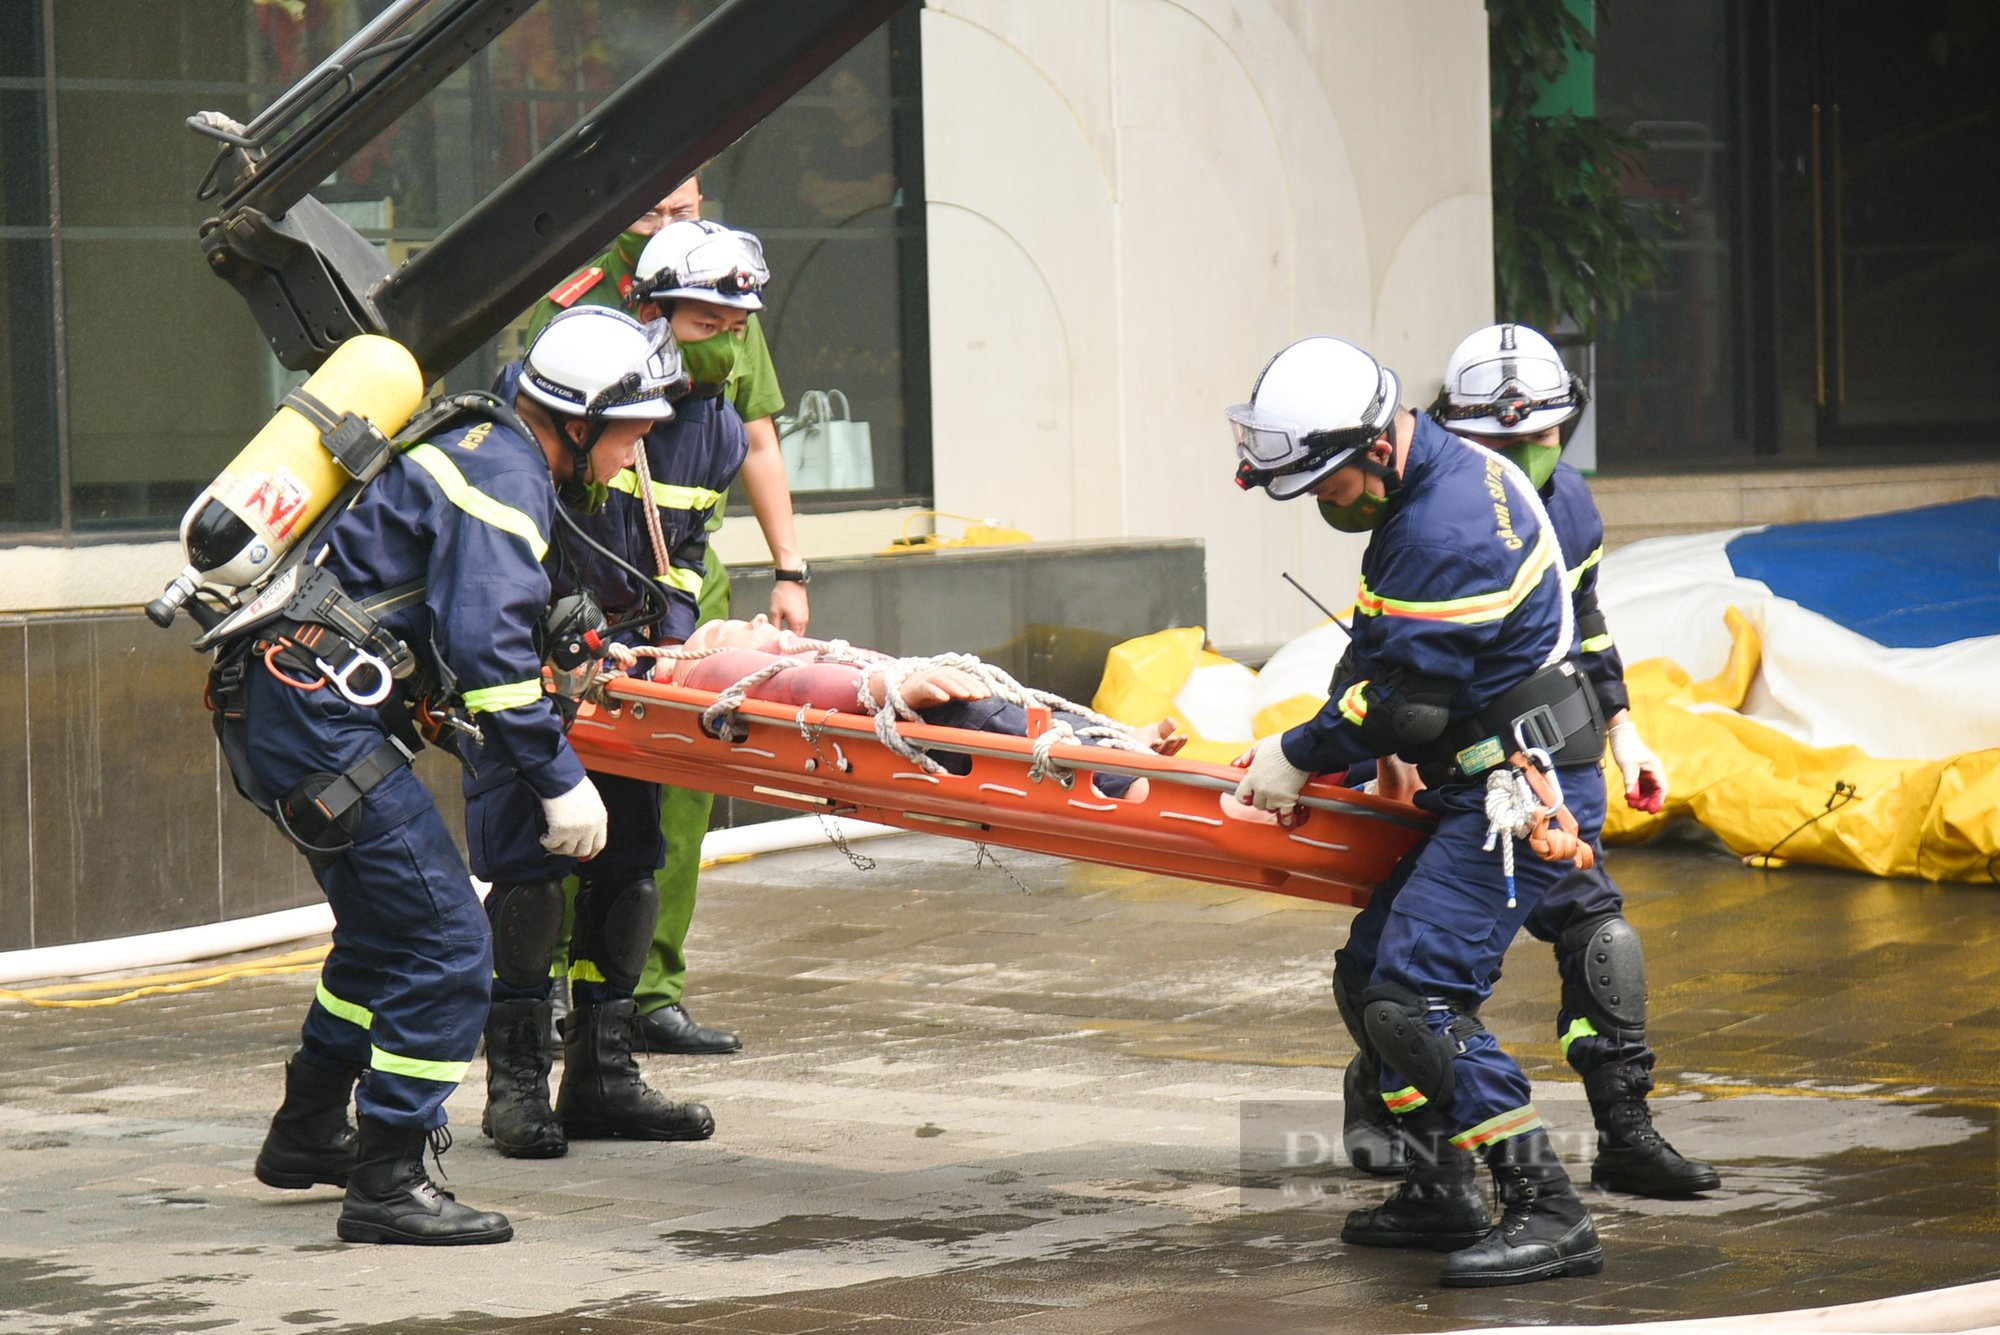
[1316,491,1390,533]
[1499,440,1562,490]
[678,332,739,389]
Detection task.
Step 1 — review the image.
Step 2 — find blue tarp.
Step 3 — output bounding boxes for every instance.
[1725,497,2000,649]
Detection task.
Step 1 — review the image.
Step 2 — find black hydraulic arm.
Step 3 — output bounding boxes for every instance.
[193,0,540,370]
[207,0,535,219]
[376,0,911,378]
[193,0,911,379]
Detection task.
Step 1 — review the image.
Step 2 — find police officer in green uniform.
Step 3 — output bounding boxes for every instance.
[525,174,807,1055]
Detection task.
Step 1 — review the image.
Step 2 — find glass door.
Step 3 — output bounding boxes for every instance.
[1803,2,2000,447]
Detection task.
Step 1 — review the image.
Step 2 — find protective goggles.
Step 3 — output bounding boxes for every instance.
[583,318,688,415]
[1230,414,1392,499]
[1433,379,1588,430]
[1227,368,1393,499]
[635,230,769,302]
[1435,353,1585,428]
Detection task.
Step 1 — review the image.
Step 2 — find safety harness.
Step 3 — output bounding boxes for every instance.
[201,560,451,863]
[200,397,524,864]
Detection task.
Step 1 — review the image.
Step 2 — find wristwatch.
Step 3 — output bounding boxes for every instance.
[773,561,812,585]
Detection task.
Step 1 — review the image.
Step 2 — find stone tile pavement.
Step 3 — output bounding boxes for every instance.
[1,829,1997,1332]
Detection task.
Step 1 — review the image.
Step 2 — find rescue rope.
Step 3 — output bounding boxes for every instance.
[615,642,1152,783]
[1482,769,1536,908]
[1480,756,1596,908]
[631,447,674,588]
[850,650,1148,781]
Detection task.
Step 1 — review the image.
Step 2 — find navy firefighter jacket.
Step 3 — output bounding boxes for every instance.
[313,396,586,805]
[1543,460,1630,718]
[493,364,747,647]
[1280,413,1572,775]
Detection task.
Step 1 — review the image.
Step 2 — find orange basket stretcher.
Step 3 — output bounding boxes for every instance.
[567,677,1435,910]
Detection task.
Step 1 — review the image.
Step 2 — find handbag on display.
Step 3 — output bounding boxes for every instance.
[777,389,874,491]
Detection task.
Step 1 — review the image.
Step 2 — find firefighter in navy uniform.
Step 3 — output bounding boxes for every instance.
[1422,322,1717,1197]
[472,232,764,1158]
[533,189,801,1059]
[240,308,677,1245]
[1230,336,1606,1287]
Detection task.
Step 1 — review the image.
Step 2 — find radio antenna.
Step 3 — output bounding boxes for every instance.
[1281,572,1350,638]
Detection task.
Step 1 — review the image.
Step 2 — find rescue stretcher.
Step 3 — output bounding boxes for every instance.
[567,676,1435,909]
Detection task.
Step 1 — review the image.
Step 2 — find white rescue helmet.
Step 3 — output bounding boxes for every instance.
[1432,322,1586,437]
[1226,336,1400,500]
[520,306,684,421]
[632,219,769,311]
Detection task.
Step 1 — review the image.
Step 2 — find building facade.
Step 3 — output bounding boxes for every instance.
[1,1,1994,948]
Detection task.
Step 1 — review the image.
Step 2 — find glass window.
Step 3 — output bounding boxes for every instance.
[2,2,56,533]
[1,0,929,539]
[705,21,930,508]
[62,237,280,530]
[1593,2,1750,469]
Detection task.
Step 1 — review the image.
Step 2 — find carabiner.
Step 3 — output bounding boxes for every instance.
[316,647,393,707]
[1516,746,1563,808]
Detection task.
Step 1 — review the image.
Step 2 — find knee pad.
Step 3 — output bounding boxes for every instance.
[1359,982,1475,1107]
[1558,912,1648,1040]
[485,879,567,990]
[573,875,659,992]
[1331,951,1370,1050]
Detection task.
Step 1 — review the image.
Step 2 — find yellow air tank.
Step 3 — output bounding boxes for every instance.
[148,335,425,626]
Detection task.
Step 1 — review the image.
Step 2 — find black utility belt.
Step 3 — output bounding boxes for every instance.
[1434,660,1605,782]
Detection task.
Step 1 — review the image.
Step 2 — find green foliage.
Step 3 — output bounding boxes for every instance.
[1487,0,1668,342]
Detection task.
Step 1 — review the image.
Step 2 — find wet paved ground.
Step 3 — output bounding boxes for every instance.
[2,828,1998,1333]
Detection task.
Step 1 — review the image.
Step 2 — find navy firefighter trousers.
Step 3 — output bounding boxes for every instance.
[1335,759,1607,1155]
[243,667,492,1129]
[464,761,665,1005]
[1518,762,1652,1078]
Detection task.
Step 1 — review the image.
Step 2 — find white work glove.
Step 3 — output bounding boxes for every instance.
[1607,717,1669,814]
[539,777,608,861]
[1232,735,1311,821]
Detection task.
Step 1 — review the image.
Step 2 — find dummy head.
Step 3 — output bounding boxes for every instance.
[685,615,805,655]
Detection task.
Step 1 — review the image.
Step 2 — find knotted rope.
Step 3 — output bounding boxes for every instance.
[849,651,1147,781]
[1482,753,1596,908]
[616,641,1149,781]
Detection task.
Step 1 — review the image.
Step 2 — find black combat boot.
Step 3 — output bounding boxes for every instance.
[1342,1107,1491,1250]
[337,1116,513,1245]
[254,1055,358,1189]
[481,997,567,1159]
[1440,1129,1604,1287]
[556,999,715,1141]
[1341,1052,1408,1177]
[1584,1063,1720,1196]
